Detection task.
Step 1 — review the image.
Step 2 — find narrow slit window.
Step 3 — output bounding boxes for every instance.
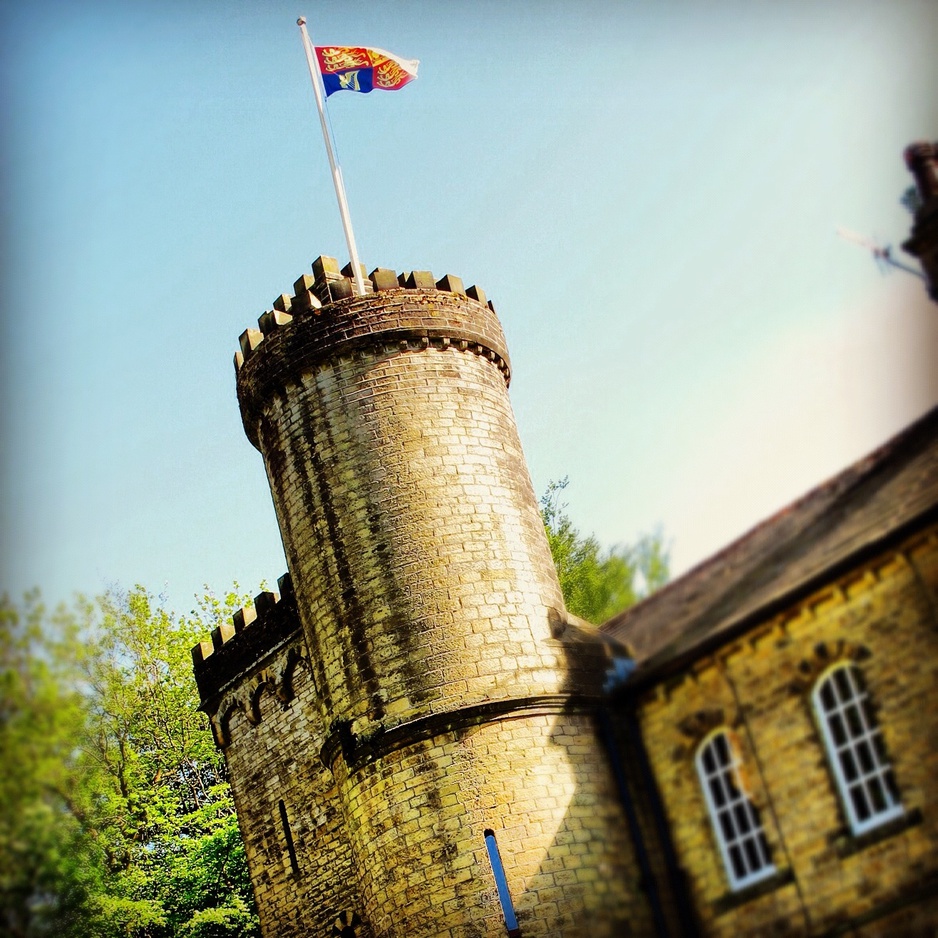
[279,799,300,875]
[484,829,521,937]
[813,664,903,835]
[696,730,775,891]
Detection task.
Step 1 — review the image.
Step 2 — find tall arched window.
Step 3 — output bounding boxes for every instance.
[813,663,903,835]
[696,729,775,890]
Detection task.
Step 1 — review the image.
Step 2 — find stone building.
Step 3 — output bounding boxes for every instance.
[192,148,938,936]
[605,406,938,936]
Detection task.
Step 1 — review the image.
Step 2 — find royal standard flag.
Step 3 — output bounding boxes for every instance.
[315,46,419,97]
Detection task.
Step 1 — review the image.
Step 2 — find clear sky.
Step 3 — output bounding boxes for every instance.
[2,0,937,614]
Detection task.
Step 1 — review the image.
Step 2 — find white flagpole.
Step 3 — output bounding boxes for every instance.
[297,16,367,297]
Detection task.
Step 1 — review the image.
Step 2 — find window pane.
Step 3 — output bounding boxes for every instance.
[830,713,846,746]
[734,803,751,835]
[850,785,871,821]
[702,746,715,775]
[758,833,772,865]
[840,748,858,782]
[867,777,887,814]
[834,668,851,702]
[714,734,730,767]
[724,770,741,801]
[729,845,745,879]
[709,777,726,807]
[820,681,836,711]
[884,770,900,803]
[748,802,762,831]
[720,811,735,841]
[743,837,761,871]
[856,740,875,775]
[846,704,863,738]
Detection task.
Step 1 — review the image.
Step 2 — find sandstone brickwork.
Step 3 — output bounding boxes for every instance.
[332,710,650,938]
[631,526,938,936]
[192,581,369,936]
[194,258,646,937]
[193,247,938,937]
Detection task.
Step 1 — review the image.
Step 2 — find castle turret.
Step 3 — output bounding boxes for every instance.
[195,258,648,937]
[235,256,573,736]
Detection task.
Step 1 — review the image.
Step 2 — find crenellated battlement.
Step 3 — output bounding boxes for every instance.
[234,255,498,376]
[234,257,512,451]
[191,572,302,713]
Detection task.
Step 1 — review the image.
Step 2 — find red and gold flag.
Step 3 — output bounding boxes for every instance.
[315,46,419,97]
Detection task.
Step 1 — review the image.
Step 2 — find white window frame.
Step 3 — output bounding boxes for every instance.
[696,729,776,891]
[812,663,903,836]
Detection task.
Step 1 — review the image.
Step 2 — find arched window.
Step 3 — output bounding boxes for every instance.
[696,730,775,890]
[813,663,903,835]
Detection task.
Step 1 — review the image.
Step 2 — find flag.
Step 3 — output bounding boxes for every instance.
[315,46,419,97]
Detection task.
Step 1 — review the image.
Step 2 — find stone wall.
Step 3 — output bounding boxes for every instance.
[199,258,647,936]
[635,526,938,936]
[332,709,651,938]
[193,583,370,937]
[223,644,368,937]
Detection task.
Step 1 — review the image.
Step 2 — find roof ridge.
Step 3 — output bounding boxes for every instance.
[602,403,938,635]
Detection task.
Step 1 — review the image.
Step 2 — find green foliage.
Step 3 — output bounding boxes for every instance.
[0,586,261,938]
[541,478,669,623]
[177,898,257,938]
[0,592,102,938]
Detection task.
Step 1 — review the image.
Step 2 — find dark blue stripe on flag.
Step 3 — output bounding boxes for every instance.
[322,68,375,97]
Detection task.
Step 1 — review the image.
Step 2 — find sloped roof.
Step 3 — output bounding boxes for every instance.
[603,405,938,682]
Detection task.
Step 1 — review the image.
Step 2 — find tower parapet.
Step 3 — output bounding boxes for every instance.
[235,257,508,448]
[191,573,303,746]
[192,574,296,699]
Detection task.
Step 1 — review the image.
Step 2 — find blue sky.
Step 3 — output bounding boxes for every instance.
[2,1,937,613]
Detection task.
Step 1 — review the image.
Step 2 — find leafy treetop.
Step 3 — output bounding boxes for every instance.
[541,478,669,624]
[0,586,261,938]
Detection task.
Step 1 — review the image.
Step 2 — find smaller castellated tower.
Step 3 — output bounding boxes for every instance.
[193,259,649,938]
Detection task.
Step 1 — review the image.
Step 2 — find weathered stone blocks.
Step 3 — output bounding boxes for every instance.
[205,258,640,936]
[635,530,938,936]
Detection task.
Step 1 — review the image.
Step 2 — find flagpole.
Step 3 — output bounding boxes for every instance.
[297,16,367,297]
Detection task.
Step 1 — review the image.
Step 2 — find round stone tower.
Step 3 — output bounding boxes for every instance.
[234,257,648,937]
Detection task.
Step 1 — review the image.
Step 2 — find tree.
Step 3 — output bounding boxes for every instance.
[0,586,261,938]
[541,478,669,623]
[0,592,102,937]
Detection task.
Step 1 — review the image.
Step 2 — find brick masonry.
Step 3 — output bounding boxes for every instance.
[634,528,938,936]
[193,251,938,936]
[332,711,650,938]
[221,634,363,937]
[194,259,647,937]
